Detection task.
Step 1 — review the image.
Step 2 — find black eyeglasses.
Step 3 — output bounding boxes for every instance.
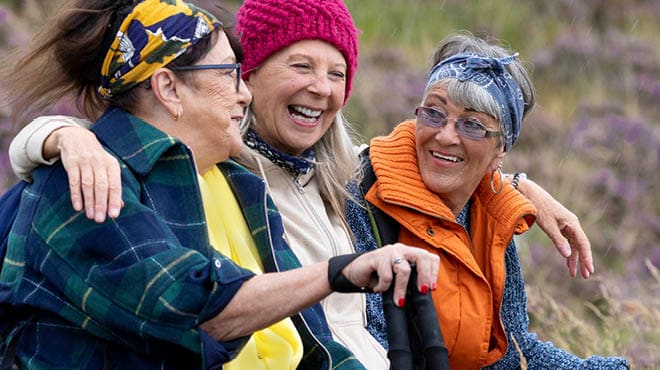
[170,63,241,93]
[415,106,501,141]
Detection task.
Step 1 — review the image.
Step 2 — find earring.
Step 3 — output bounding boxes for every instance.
[490,160,504,194]
[173,110,181,121]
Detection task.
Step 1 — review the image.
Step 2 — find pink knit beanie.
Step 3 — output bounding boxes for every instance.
[236,0,359,104]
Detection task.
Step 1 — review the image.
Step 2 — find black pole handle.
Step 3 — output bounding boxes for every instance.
[383,266,450,370]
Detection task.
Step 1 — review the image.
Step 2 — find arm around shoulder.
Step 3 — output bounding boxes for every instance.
[9,115,92,180]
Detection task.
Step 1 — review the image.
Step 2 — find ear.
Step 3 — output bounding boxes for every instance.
[150,68,183,118]
[488,149,506,172]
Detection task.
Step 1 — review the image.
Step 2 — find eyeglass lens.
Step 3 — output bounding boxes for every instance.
[415,106,499,140]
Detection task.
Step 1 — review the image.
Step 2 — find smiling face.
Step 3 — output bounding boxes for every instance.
[245,40,347,156]
[179,32,252,165]
[416,82,505,214]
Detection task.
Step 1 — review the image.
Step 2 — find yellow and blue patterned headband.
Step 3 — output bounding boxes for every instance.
[99,0,221,98]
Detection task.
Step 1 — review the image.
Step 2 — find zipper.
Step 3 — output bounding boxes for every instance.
[291,174,341,258]
[260,178,334,369]
[294,177,305,195]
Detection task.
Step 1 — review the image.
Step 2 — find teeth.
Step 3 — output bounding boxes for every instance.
[431,151,462,162]
[291,105,322,118]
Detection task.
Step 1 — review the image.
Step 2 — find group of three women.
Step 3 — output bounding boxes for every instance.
[1,0,627,368]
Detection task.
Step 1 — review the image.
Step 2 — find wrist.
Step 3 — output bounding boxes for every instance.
[511,172,527,191]
[327,252,370,293]
[43,126,69,160]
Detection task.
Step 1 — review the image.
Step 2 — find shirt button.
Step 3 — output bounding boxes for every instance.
[214,259,222,269]
[427,228,435,237]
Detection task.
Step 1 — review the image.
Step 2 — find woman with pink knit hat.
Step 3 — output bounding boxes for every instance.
[234,0,389,367]
[8,0,599,368]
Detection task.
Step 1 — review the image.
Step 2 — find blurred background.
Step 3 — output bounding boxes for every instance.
[1,0,658,367]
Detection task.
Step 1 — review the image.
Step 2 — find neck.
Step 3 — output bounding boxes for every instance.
[441,196,470,218]
[134,110,218,174]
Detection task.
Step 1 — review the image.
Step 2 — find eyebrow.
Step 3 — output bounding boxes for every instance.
[425,92,448,105]
[425,92,488,116]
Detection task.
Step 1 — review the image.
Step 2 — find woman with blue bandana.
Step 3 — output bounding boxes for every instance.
[354,33,629,369]
[0,1,440,368]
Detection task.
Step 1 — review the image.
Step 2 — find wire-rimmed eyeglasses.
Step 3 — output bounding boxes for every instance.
[170,63,241,93]
[415,106,501,141]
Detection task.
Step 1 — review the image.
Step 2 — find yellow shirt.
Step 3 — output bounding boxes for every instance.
[199,167,303,370]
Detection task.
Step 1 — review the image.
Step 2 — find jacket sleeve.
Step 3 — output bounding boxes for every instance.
[8,115,92,180]
[26,165,254,365]
[484,240,629,370]
[344,180,389,349]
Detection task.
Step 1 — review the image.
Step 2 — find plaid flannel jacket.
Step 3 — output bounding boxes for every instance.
[0,108,254,369]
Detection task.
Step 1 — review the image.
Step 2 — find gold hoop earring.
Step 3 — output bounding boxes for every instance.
[490,161,504,194]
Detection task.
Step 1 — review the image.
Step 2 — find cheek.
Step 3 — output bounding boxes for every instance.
[205,85,233,110]
[331,85,345,108]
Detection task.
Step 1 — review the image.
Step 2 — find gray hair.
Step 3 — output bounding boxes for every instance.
[424,33,536,144]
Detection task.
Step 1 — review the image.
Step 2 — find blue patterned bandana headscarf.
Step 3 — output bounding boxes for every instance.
[426,53,525,152]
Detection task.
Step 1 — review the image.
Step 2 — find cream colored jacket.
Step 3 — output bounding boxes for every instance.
[8,116,389,370]
[235,147,388,370]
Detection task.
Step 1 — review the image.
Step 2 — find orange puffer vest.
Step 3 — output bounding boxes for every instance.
[366,120,536,370]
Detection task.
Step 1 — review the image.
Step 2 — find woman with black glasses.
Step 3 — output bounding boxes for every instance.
[0,1,438,368]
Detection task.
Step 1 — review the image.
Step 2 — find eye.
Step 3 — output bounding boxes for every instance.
[291,63,312,71]
[425,107,446,120]
[462,118,486,131]
[329,70,346,80]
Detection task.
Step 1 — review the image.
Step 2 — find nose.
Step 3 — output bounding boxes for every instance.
[237,79,252,107]
[308,74,332,97]
[434,118,461,145]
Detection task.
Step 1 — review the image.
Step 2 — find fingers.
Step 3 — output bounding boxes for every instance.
[107,163,123,219]
[345,244,439,308]
[65,163,83,212]
[566,250,578,278]
[401,245,439,293]
[389,257,411,307]
[57,128,123,223]
[539,219,572,259]
[371,253,395,293]
[561,224,594,279]
[379,244,439,307]
[93,169,109,223]
[80,163,96,220]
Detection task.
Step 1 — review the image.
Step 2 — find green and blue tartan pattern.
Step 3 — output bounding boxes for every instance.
[0,108,253,369]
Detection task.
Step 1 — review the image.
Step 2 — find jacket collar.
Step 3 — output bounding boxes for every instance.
[235,146,316,187]
[369,120,535,227]
[369,119,455,220]
[91,107,184,177]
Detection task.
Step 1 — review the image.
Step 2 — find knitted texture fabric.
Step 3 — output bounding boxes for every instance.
[236,0,359,104]
[346,188,629,369]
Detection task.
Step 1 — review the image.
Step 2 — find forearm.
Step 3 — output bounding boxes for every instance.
[8,115,92,179]
[201,261,331,341]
